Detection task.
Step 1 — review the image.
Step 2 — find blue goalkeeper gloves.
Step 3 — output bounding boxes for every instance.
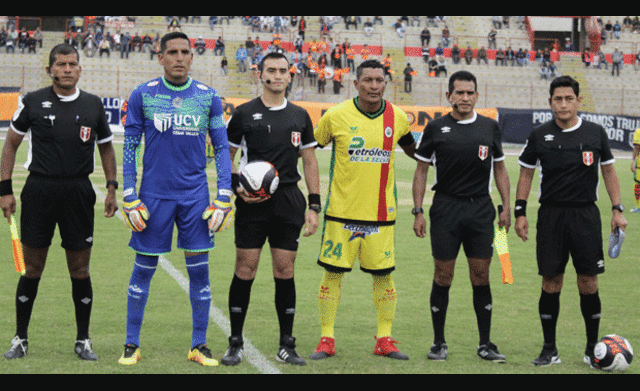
[202,196,233,233]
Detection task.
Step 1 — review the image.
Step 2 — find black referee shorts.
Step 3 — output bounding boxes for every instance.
[20,174,96,251]
[536,203,604,277]
[429,192,495,261]
[234,184,306,251]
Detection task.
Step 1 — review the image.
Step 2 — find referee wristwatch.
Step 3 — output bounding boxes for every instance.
[612,204,624,213]
[309,204,321,213]
[106,180,119,190]
[411,207,424,216]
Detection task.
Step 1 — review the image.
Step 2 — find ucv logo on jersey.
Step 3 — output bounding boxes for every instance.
[154,113,203,133]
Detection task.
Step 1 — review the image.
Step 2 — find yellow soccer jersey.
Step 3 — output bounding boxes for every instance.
[633,128,640,182]
[315,98,411,223]
[633,128,640,146]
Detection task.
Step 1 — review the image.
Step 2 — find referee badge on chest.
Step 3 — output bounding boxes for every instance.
[478,145,489,161]
[80,126,91,142]
[291,131,301,147]
[583,151,594,166]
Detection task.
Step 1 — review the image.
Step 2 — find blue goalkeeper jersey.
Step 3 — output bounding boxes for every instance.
[123,76,232,201]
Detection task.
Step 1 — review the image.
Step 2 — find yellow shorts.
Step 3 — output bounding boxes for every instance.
[317,219,395,274]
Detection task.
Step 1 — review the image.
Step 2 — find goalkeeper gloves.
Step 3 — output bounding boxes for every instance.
[123,199,150,232]
[202,199,233,233]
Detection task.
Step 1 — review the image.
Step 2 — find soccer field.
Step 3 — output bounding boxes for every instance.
[1,141,638,374]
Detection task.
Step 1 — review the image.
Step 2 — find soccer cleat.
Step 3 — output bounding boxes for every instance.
[221,335,244,366]
[75,339,99,361]
[427,342,448,361]
[532,343,561,366]
[4,336,28,360]
[583,342,597,369]
[188,344,219,367]
[477,342,506,363]
[608,227,625,258]
[118,344,141,365]
[309,337,336,360]
[276,336,306,366]
[374,336,409,360]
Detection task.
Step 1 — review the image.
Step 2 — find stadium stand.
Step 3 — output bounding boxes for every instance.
[1,16,639,116]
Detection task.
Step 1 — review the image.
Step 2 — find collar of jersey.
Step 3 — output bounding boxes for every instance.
[161,76,192,91]
[454,111,477,124]
[54,87,80,102]
[353,97,386,119]
[560,117,582,132]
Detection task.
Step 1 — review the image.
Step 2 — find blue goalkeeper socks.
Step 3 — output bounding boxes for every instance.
[186,252,211,349]
[125,254,158,347]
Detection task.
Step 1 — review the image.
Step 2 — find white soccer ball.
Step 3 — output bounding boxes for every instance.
[594,334,634,372]
[239,161,279,198]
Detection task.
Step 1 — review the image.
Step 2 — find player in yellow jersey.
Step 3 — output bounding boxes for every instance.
[310,60,417,361]
[630,128,640,212]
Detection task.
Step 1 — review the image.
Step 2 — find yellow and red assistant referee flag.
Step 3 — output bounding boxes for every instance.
[494,206,513,284]
[9,215,25,275]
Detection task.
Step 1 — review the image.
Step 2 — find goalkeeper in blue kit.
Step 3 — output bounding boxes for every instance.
[118,32,234,366]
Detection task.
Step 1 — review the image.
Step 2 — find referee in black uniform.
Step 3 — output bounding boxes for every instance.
[221,52,320,366]
[515,75,627,367]
[412,70,511,362]
[0,44,118,361]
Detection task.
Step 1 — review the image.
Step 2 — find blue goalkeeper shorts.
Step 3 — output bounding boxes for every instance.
[128,195,214,255]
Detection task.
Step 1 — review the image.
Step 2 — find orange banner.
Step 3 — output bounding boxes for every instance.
[223,98,497,134]
[0,90,20,122]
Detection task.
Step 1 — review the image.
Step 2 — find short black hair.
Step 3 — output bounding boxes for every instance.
[356,59,385,80]
[160,32,191,53]
[448,70,477,95]
[258,52,289,72]
[549,75,579,97]
[48,43,79,68]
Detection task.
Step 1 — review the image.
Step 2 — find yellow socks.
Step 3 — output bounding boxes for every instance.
[317,271,343,338]
[373,274,397,338]
[317,271,397,339]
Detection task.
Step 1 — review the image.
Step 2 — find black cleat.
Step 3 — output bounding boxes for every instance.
[4,336,28,360]
[276,336,306,366]
[477,342,506,363]
[427,342,448,361]
[533,343,561,366]
[221,335,244,366]
[75,339,99,361]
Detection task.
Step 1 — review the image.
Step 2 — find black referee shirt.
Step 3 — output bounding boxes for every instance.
[415,112,505,198]
[518,117,615,204]
[10,86,113,178]
[227,97,317,186]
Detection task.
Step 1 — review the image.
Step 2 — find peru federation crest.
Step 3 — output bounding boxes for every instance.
[291,131,301,147]
[80,126,91,142]
[478,145,489,161]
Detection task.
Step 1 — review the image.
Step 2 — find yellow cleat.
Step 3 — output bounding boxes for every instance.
[118,344,141,365]
[188,344,219,367]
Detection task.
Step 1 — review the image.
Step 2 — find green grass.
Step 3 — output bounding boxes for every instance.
[1,140,638,374]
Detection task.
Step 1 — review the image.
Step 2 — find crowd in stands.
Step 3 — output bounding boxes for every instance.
[4,16,640,93]
[0,25,44,54]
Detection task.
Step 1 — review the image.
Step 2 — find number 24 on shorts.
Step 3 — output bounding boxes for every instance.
[322,240,343,260]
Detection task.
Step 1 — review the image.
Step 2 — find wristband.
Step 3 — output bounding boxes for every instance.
[308,193,321,206]
[0,179,13,196]
[514,199,527,218]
